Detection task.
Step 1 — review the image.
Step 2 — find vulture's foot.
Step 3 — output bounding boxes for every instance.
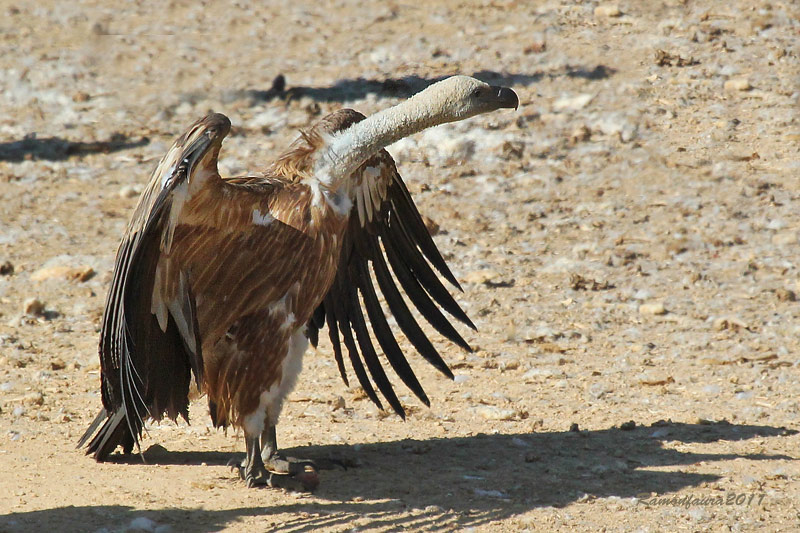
[267,465,320,492]
[263,453,317,475]
[230,454,318,490]
[230,436,319,491]
[263,452,320,491]
[228,454,271,488]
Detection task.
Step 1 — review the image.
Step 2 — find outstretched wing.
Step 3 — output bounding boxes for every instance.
[79,113,230,459]
[307,152,476,418]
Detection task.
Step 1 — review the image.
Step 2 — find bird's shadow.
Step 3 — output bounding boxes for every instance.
[0,133,149,162]
[6,421,795,532]
[201,66,615,106]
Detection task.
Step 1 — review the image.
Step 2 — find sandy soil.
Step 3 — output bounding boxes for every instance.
[1,1,799,531]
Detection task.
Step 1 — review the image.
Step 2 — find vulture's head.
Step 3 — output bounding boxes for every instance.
[417,75,519,123]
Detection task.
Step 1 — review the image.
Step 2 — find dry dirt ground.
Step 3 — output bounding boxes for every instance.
[1,1,799,531]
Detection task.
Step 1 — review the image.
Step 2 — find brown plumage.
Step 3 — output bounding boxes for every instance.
[79,76,518,488]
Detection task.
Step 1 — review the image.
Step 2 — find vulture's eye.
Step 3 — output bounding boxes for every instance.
[471,87,483,97]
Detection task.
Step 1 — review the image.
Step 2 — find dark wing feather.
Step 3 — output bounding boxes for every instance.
[78,113,230,460]
[307,153,474,418]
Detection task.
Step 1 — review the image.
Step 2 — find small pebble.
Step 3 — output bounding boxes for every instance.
[0,261,13,275]
[119,185,141,199]
[724,78,752,92]
[331,395,346,411]
[463,270,500,284]
[21,298,45,316]
[126,516,157,533]
[620,420,636,431]
[476,405,517,421]
[713,317,747,331]
[569,125,591,144]
[775,289,796,302]
[594,4,622,18]
[553,93,594,112]
[420,214,440,236]
[772,231,798,246]
[22,391,44,406]
[31,265,94,282]
[524,33,546,54]
[639,302,667,315]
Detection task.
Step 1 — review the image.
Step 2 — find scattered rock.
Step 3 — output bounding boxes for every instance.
[50,358,66,371]
[639,376,675,386]
[22,391,44,406]
[553,93,594,112]
[463,270,501,284]
[0,261,13,276]
[524,451,541,463]
[119,185,141,198]
[639,302,667,315]
[420,214,440,236]
[588,382,609,399]
[498,140,525,160]
[523,33,546,54]
[775,289,796,302]
[473,488,509,499]
[724,78,752,92]
[570,273,614,291]
[620,420,636,431]
[569,422,580,432]
[125,516,158,533]
[771,231,797,246]
[331,395,346,411]
[654,49,698,67]
[569,124,591,144]
[475,405,518,421]
[31,265,95,282]
[21,298,45,316]
[594,4,622,18]
[712,316,748,332]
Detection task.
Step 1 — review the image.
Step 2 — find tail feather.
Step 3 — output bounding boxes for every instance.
[78,408,138,461]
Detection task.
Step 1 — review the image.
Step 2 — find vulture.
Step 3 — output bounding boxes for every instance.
[79,75,519,489]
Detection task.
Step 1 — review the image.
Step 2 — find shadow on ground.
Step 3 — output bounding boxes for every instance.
[187,65,615,107]
[0,134,149,162]
[5,421,795,532]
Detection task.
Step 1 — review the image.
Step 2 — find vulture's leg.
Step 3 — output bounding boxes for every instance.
[260,423,279,462]
[237,434,270,488]
[261,423,347,475]
[232,432,316,491]
[259,423,320,491]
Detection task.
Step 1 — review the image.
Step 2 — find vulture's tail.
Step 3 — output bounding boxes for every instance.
[77,408,138,461]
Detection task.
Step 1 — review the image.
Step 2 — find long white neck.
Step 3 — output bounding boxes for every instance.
[314,87,456,187]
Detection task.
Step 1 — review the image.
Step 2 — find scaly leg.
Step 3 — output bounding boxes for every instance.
[260,423,320,490]
[237,434,270,488]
